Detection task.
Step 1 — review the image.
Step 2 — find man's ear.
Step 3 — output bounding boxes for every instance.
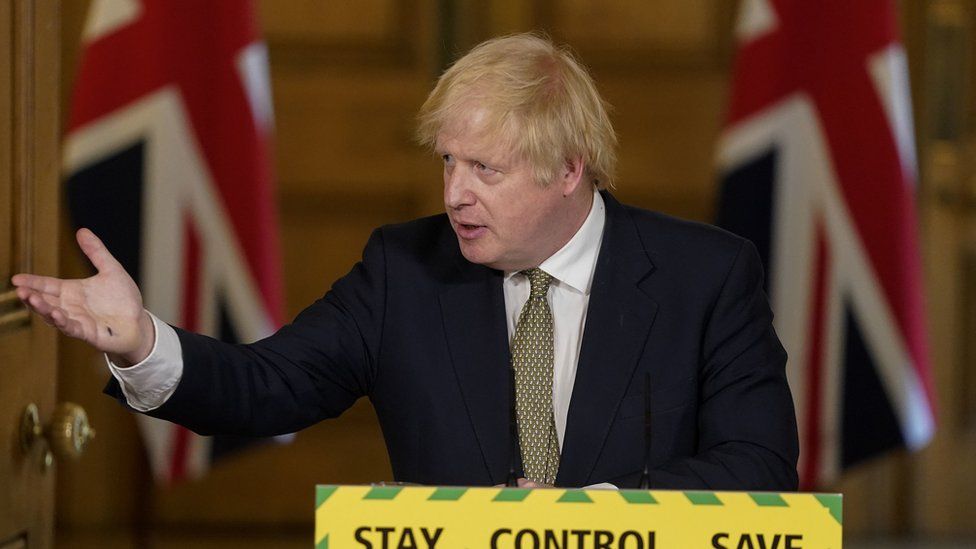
[561,156,586,196]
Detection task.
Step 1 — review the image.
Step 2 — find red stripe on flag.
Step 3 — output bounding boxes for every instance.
[802,223,830,490]
[170,219,202,483]
[169,428,192,484]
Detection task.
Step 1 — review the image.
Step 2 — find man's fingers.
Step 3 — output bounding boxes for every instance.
[18,281,101,346]
[48,303,94,342]
[51,308,76,336]
[25,293,63,329]
[53,310,88,341]
[20,289,75,331]
[11,274,62,296]
[37,291,62,310]
[15,286,30,301]
[76,228,122,274]
[26,292,57,317]
[50,308,67,328]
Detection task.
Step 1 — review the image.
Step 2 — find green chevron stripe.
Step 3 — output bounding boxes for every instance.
[493,488,531,502]
[749,493,788,507]
[619,491,658,504]
[557,490,593,503]
[814,494,843,525]
[364,486,403,500]
[428,487,468,501]
[316,486,337,508]
[684,491,723,505]
[316,533,329,549]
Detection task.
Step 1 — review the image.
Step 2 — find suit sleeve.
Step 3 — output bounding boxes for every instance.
[650,239,799,491]
[104,229,388,438]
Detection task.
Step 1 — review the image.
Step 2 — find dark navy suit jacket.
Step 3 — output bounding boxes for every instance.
[110,192,799,490]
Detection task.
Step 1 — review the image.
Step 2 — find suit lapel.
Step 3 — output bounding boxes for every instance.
[557,193,659,487]
[439,260,511,484]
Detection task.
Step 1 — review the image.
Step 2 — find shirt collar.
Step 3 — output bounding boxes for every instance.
[505,189,606,295]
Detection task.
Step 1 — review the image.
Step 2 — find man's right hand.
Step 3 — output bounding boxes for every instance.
[12,228,154,366]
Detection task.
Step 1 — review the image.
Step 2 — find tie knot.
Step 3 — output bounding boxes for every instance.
[522,268,553,298]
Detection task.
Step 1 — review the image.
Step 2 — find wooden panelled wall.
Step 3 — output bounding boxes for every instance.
[54,0,976,545]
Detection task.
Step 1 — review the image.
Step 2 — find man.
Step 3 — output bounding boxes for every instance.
[13,33,798,489]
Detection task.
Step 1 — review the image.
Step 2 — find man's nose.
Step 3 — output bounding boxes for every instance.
[444,167,475,209]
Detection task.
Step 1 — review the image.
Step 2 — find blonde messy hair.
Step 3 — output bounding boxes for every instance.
[416,33,617,189]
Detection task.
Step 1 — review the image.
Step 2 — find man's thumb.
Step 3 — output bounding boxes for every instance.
[76,228,121,273]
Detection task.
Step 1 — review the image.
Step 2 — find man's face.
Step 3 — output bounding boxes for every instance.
[437,108,586,271]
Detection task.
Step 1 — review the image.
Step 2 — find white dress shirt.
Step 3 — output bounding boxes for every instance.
[110,191,607,448]
[502,190,605,450]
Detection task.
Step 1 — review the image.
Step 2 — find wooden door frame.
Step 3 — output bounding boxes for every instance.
[0,1,60,547]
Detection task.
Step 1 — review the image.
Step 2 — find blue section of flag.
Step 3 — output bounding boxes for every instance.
[841,307,904,468]
[715,148,777,295]
[66,141,146,285]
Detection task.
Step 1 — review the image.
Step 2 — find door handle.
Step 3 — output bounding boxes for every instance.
[19,402,96,472]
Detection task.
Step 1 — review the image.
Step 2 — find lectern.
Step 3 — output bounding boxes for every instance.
[314,485,842,547]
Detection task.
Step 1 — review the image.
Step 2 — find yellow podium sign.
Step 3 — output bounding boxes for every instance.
[315,485,842,548]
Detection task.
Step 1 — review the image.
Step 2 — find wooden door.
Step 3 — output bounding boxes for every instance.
[0,1,61,548]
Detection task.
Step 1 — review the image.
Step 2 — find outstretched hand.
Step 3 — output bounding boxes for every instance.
[12,228,154,366]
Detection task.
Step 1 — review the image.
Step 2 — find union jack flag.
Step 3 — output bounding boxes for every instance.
[716,0,936,488]
[64,0,287,485]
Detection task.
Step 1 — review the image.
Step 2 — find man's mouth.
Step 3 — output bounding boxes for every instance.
[454,222,487,239]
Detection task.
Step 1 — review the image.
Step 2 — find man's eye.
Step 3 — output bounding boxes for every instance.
[475,162,496,175]
[442,154,454,166]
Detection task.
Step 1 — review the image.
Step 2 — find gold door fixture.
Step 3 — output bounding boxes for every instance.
[19,402,96,472]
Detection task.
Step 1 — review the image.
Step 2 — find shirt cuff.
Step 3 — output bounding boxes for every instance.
[105,311,184,412]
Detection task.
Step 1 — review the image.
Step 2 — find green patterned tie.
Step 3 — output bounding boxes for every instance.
[512,268,560,485]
